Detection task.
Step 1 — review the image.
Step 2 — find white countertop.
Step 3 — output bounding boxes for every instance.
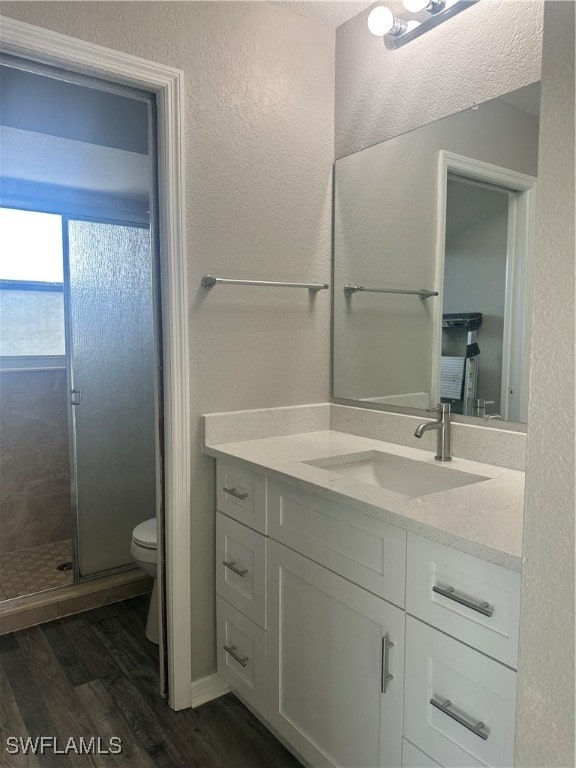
[204,430,525,572]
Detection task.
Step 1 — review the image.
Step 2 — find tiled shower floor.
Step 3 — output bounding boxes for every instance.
[0,539,74,600]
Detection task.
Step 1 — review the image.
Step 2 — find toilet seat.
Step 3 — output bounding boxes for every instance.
[132,518,157,549]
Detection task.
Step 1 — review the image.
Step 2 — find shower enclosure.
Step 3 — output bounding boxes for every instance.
[65,218,159,578]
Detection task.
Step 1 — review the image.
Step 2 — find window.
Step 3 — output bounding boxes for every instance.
[0,207,65,358]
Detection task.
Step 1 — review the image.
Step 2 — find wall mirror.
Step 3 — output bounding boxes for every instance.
[333,83,540,426]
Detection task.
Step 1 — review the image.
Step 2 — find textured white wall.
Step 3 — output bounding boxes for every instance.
[1,1,335,679]
[335,0,543,159]
[333,99,538,405]
[515,2,575,765]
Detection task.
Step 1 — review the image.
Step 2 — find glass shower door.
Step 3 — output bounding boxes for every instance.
[65,219,159,578]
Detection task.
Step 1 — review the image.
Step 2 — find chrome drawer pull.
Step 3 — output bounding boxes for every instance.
[223,487,249,500]
[381,636,394,693]
[223,644,249,667]
[222,560,248,577]
[432,584,494,617]
[430,698,489,740]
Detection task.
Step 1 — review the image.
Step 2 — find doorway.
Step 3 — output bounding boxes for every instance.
[442,175,512,418]
[0,16,191,710]
[0,60,161,592]
[433,151,537,424]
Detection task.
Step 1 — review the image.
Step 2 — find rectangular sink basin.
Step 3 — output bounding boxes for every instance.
[305,450,489,498]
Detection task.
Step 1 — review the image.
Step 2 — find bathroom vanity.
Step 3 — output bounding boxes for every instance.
[204,423,524,768]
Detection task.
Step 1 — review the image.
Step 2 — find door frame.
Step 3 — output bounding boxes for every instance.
[0,16,192,710]
[433,150,537,422]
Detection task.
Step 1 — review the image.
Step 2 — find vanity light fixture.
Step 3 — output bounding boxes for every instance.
[368,0,479,49]
[367,6,407,37]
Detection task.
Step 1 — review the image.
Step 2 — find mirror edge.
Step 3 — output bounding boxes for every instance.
[331,396,528,434]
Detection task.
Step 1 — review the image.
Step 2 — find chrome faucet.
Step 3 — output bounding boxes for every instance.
[414,403,452,462]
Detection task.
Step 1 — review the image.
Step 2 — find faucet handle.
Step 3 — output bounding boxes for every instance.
[427,403,451,414]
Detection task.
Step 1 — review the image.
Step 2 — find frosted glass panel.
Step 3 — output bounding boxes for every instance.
[0,289,65,355]
[66,220,158,577]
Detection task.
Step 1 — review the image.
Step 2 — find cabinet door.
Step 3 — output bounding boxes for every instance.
[267,540,404,768]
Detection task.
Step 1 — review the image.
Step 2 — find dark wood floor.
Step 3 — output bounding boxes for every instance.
[0,596,302,768]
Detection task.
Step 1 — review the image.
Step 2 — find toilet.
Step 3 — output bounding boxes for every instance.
[130,518,159,644]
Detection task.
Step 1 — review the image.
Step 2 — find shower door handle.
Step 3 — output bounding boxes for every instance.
[70,389,82,406]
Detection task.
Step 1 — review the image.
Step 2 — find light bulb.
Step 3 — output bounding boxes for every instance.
[402,0,444,12]
[367,6,406,36]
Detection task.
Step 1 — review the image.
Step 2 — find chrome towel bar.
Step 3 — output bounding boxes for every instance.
[202,275,329,293]
[344,284,438,300]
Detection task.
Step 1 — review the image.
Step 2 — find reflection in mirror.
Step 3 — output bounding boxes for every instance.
[333,83,540,425]
[442,178,508,418]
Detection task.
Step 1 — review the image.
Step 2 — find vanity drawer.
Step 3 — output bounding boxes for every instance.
[216,512,266,628]
[402,739,441,767]
[268,479,406,608]
[216,596,266,715]
[406,534,521,668]
[404,616,517,768]
[216,459,267,533]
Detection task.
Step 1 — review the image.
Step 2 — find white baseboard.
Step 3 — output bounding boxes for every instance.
[190,673,230,708]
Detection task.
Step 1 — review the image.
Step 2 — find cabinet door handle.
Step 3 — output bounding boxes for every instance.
[381,635,394,693]
[432,584,494,617]
[223,644,249,667]
[223,487,249,500]
[222,560,248,577]
[430,697,489,740]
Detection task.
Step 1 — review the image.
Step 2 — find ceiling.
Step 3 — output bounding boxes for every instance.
[273,1,374,28]
[0,65,148,154]
[0,126,150,199]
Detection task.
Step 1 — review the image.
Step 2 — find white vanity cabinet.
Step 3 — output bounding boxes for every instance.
[403,617,517,768]
[216,595,267,713]
[403,535,521,768]
[216,512,267,628]
[216,458,267,533]
[405,534,521,669]
[215,462,269,712]
[213,456,521,768]
[268,479,406,608]
[267,539,405,768]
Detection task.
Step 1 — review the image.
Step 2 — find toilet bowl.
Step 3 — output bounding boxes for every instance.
[130,517,159,644]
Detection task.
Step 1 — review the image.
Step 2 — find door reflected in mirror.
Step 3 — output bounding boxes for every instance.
[333,83,540,425]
